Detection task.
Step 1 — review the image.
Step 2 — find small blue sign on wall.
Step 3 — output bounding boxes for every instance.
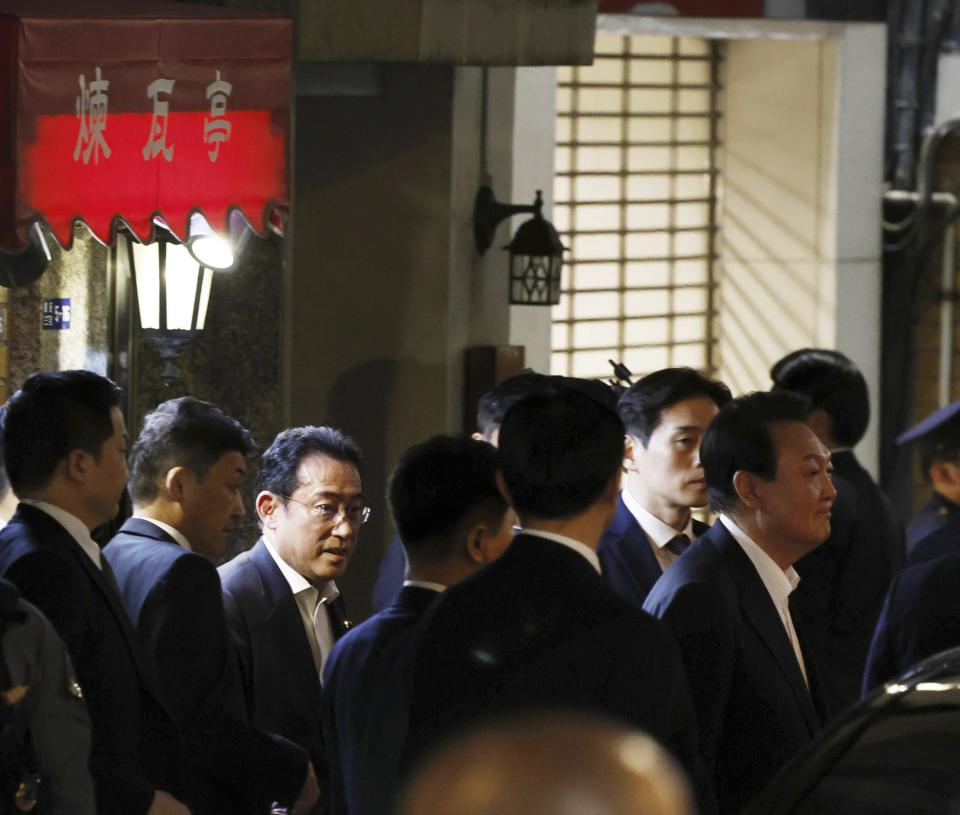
[42,298,71,330]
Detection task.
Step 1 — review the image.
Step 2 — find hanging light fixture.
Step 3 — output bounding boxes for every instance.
[473,186,566,306]
[186,211,235,271]
[123,220,214,386]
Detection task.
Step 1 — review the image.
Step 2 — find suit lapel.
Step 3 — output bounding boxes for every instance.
[249,539,324,699]
[711,526,821,734]
[605,497,663,589]
[16,506,172,713]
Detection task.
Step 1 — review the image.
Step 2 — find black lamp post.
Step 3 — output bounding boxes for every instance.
[473,186,566,306]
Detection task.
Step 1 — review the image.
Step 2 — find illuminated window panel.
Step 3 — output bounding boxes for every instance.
[552,33,720,382]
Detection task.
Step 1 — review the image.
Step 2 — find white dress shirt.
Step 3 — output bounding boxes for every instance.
[621,488,695,573]
[20,499,101,569]
[139,517,192,551]
[262,537,340,682]
[518,528,602,574]
[720,515,808,685]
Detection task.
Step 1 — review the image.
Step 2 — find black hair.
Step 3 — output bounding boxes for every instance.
[476,371,555,438]
[618,367,732,445]
[5,370,122,495]
[701,390,813,514]
[498,387,624,520]
[257,425,362,499]
[0,403,9,500]
[770,348,869,447]
[128,397,255,504]
[388,435,507,563]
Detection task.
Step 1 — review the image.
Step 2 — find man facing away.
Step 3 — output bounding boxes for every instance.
[0,371,189,815]
[771,348,905,712]
[370,371,553,612]
[219,426,365,803]
[323,434,514,815]
[406,387,710,810]
[599,367,731,607]
[102,398,319,815]
[644,391,834,815]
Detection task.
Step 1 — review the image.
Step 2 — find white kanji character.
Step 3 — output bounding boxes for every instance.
[143,78,175,162]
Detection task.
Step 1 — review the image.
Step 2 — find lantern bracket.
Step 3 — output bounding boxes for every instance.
[473,186,542,254]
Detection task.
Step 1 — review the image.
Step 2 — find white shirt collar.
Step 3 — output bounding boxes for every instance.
[621,488,695,549]
[138,517,192,551]
[262,536,340,603]
[402,580,446,593]
[20,499,101,569]
[719,515,800,605]
[519,528,602,574]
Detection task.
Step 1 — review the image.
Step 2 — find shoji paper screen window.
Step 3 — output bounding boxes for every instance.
[551,34,721,380]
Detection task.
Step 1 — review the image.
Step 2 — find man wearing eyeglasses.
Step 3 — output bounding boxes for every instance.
[219,425,368,810]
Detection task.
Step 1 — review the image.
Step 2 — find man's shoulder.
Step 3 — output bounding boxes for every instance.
[217,544,260,589]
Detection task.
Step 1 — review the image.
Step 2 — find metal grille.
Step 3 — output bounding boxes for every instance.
[551,34,721,381]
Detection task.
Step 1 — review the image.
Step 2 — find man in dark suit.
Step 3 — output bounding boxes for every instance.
[863,399,960,691]
[407,386,710,810]
[0,371,190,815]
[770,349,905,713]
[323,434,513,815]
[103,397,318,815]
[644,391,834,815]
[370,371,553,612]
[599,367,731,607]
[219,426,364,799]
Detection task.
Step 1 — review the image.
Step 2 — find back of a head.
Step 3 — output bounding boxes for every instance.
[5,370,121,496]
[701,390,813,514]
[128,397,256,505]
[258,425,362,496]
[388,435,507,565]
[475,372,555,439]
[397,713,696,815]
[619,367,732,443]
[770,348,869,447]
[498,387,624,520]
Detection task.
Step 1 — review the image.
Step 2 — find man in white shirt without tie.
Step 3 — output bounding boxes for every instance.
[219,425,367,808]
[645,390,835,815]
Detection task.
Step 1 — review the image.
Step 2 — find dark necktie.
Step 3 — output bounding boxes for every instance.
[665,533,690,558]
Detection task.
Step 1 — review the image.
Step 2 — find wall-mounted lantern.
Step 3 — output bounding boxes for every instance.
[473,186,566,306]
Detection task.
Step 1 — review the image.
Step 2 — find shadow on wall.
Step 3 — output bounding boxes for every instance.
[324,356,447,623]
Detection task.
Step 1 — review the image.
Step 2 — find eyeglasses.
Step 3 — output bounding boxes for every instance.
[280,495,372,525]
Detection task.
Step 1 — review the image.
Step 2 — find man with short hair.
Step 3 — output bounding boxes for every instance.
[406,387,706,807]
[0,371,189,815]
[103,398,318,815]
[323,434,514,815]
[370,371,552,611]
[863,399,960,690]
[771,348,904,711]
[644,391,834,815]
[600,367,731,607]
[219,426,365,799]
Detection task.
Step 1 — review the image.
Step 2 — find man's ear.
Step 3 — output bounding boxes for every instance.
[256,491,281,527]
[64,449,92,485]
[162,466,190,503]
[623,434,643,473]
[732,470,762,510]
[465,524,486,565]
